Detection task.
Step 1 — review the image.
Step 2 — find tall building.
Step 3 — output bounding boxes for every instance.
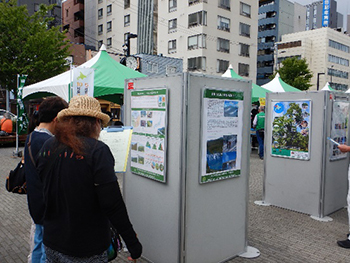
[257,0,345,86]
[275,27,350,91]
[18,0,62,27]
[257,0,295,85]
[85,0,258,80]
[305,0,341,31]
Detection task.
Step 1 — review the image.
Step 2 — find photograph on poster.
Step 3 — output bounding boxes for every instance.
[201,88,243,183]
[271,100,311,160]
[330,101,350,160]
[130,89,167,183]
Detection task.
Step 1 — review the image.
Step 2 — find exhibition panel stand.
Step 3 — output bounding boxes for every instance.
[123,73,256,263]
[262,91,350,219]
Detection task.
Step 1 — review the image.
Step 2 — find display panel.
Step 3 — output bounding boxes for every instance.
[329,100,350,161]
[271,100,311,160]
[130,88,167,183]
[200,88,244,184]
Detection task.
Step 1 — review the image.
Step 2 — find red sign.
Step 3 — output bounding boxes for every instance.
[128,82,134,90]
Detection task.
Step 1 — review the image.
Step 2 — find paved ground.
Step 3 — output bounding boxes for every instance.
[1,144,350,262]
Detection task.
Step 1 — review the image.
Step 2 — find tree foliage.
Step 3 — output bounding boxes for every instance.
[274,57,313,91]
[272,103,309,151]
[0,0,71,93]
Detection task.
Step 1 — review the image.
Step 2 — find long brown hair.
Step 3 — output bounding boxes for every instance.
[55,116,100,155]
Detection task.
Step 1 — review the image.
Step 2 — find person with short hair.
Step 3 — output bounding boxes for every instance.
[24,97,68,263]
[37,95,142,262]
[253,106,265,160]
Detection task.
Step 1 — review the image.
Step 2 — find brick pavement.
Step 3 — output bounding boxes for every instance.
[1,145,350,262]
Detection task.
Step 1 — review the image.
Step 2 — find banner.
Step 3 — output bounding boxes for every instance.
[17,75,28,135]
[72,68,94,97]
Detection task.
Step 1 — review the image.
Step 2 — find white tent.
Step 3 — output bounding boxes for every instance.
[261,73,300,92]
[22,44,145,103]
[320,82,334,91]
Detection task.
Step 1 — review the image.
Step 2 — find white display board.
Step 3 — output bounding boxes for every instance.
[200,88,244,184]
[130,88,167,183]
[99,127,133,172]
[329,100,350,160]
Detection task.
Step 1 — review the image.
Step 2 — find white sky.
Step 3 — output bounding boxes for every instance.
[291,0,349,31]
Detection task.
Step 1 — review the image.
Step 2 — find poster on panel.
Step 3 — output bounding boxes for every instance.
[200,88,244,184]
[329,100,350,160]
[130,88,167,183]
[271,100,311,160]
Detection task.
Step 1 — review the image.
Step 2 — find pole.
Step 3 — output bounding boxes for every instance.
[274,42,278,72]
[15,74,19,156]
[69,61,73,102]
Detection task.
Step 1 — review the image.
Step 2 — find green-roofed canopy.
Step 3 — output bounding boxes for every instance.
[23,45,146,104]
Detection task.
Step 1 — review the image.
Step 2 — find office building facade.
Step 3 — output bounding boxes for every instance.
[84,0,258,80]
[275,27,350,91]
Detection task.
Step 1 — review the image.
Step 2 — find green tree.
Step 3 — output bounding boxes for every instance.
[272,103,309,151]
[0,0,71,94]
[273,57,313,91]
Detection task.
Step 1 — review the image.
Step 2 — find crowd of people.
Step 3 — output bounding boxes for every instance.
[23,95,142,263]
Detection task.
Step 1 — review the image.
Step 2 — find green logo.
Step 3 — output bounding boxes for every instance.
[77,71,87,80]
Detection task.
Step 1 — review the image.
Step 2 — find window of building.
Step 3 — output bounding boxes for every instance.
[124,14,130,27]
[328,54,349,66]
[219,0,230,10]
[217,59,229,73]
[148,62,159,73]
[169,19,177,33]
[98,0,103,3]
[107,21,112,32]
[168,39,177,53]
[188,11,207,27]
[169,0,177,12]
[188,34,206,50]
[98,24,103,35]
[98,40,103,49]
[330,83,348,91]
[34,3,40,12]
[98,8,103,19]
[329,40,350,53]
[239,63,249,77]
[124,33,128,43]
[240,2,251,17]
[107,4,112,15]
[217,38,230,53]
[239,43,250,57]
[107,37,112,47]
[328,68,349,79]
[65,8,69,17]
[217,16,230,32]
[240,23,250,37]
[188,57,206,71]
[166,65,177,75]
[125,0,130,8]
[189,0,207,5]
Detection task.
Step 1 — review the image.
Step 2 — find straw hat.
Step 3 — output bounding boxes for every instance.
[57,95,110,126]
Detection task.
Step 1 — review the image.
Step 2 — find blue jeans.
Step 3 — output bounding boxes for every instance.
[256,130,264,158]
[32,224,46,263]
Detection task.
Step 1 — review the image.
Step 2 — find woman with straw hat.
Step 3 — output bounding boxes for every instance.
[36,96,142,262]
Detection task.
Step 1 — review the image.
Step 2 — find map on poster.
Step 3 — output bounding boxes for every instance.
[330,100,350,160]
[130,88,167,183]
[271,100,311,160]
[200,88,244,184]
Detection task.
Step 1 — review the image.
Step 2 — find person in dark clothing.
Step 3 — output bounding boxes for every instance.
[37,95,142,262]
[24,97,68,263]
